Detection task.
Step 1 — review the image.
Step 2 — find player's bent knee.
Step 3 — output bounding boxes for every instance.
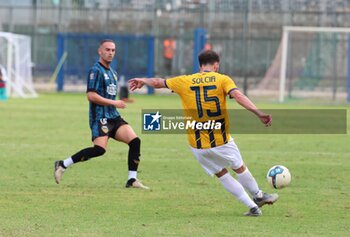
[215,168,228,178]
[232,164,246,174]
[93,145,106,157]
[128,137,140,147]
[82,145,106,161]
[128,137,141,155]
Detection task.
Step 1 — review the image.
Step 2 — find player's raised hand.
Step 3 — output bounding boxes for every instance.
[129,78,145,91]
[113,100,126,109]
[259,114,272,127]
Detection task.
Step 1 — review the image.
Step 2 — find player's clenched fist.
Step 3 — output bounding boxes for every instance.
[259,114,272,127]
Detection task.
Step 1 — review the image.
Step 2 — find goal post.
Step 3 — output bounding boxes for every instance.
[258,26,350,103]
[0,32,37,98]
[278,26,350,103]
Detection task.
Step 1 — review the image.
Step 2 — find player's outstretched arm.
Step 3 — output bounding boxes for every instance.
[129,78,166,91]
[87,91,126,109]
[229,89,271,127]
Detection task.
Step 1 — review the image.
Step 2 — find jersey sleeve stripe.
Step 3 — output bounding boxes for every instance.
[164,79,169,88]
[93,70,100,89]
[228,88,239,98]
[87,69,100,92]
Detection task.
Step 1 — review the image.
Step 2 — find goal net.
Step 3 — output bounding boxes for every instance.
[258,26,350,103]
[0,32,37,98]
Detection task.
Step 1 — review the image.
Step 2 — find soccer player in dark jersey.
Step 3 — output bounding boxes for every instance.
[54,39,149,189]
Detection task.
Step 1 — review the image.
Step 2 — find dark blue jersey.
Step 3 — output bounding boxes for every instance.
[87,62,120,126]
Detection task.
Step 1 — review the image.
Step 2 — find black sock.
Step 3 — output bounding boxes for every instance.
[71,145,106,163]
[128,137,141,171]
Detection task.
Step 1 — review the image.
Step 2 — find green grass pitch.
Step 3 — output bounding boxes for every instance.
[0,93,349,237]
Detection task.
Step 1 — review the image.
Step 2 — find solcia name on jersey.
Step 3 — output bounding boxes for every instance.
[107,84,117,95]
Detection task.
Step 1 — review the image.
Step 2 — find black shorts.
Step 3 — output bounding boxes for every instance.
[91,116,128,141]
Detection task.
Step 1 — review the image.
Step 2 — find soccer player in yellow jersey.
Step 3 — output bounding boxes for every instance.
[129,50,278,216]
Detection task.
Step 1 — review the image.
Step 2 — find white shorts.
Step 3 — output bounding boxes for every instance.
[190,138,243,176]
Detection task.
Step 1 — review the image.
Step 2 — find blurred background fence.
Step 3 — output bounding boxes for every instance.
[56,33,154,91]
[0,0,350,100]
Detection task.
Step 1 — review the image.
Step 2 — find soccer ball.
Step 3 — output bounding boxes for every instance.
[266,165,291,189]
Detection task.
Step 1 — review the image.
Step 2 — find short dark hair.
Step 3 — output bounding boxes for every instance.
[99,39,115,46]
[198,50,220,66]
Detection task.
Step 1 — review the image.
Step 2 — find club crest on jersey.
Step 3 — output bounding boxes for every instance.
[107,84,117,95]
[104,73,110,80]
[101,125,109,134]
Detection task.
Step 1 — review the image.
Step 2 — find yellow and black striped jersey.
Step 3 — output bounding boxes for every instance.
[165,71,237,149]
